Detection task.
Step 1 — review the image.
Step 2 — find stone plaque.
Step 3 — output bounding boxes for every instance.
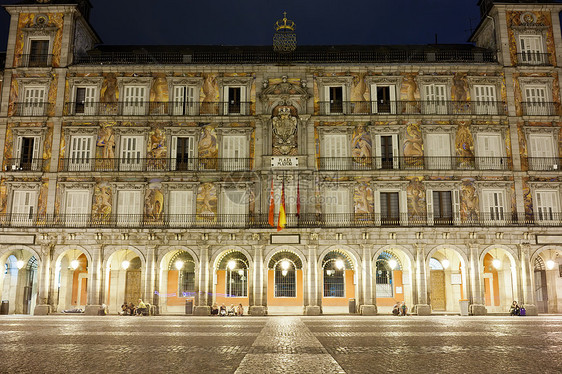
[0,234,35,245]
[536,235,562,244]
[451,273,462,285]
[271,156,299,168]
[270,234,300,244]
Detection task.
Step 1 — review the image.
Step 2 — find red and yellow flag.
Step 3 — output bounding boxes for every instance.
[277,179,286,231]
[268,177,275,227]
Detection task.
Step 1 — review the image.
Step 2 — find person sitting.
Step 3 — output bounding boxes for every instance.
[136,299,147,316]
[219,304,227,316]
[120,303,128,316]
[128,302,135,316]
[510,301,520,316]
[392,302,400,316]
[228,304,236,316]
[236,303,244,316]
[400,302,408,316]
[211,303,219,316]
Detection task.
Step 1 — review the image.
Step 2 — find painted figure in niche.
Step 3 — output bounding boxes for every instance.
[0,184,7,214]
[37,182,49,218]
[461,179,478,222]
[452,74,469,113]
[406,177,425,219]
[351,73,368,114]
[522,180,533,218]
[455,123,474,168]
[354,183,373,215]
[404,122,423,167]
[197,183,216,216]
[147,125,166,168]
[351,125,372,167]
[202,74,218,115]
[93,184,112,218]
[144,189,164,221]
[198,125,218,169]
[97,125,115,159]
[272,106,298,155]
[101,73,118,115]
[150,75,168,103]
[401,74,420,113]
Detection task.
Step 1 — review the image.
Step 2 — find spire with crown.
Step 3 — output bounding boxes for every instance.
[273,12,297,53]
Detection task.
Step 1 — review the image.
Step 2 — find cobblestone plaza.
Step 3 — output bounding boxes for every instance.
[0,315,560,373]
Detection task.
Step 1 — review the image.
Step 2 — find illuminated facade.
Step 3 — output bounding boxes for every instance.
[0,0,561,316]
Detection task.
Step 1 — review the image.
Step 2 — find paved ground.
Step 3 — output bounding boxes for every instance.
[0,315,561,373]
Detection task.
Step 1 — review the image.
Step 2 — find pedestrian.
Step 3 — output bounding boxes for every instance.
[401,302,408,316]
[136,299,147,316]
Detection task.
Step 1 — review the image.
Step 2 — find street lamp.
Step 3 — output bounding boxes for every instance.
[281,260,290,271]
[388,259,397,270]
[121,260,130,270]
[335,259,344,270]
[16,259,25,270]
[70,249,79,270]
[228,260,236,270]
[546,260,556,270]
[492,259,501,269]
[442,259,450,269]
[175,260,184,270]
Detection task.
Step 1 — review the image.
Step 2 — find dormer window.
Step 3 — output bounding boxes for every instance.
[28,39,50,67]
[519,35,546,65]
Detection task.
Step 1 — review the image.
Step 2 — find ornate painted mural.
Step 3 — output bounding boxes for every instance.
[455,122,474,168]
[196,183,217,218]
[460,178,479,221]
[351,124,372,165]
[506,11,556,66]
[97,123,116,159]
[145,183,164,221]
[272,106,298,156]
[403,122,423,167]
[93,181,112,217]
[354,180,373,215]
[14,13,64,67]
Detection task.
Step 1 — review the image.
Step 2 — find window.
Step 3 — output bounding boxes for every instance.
[68,136,93,171]
[168,190,194,226]
[427,189,460,226]
[380,192,399,225]
[528,134,557,171]
[374,134,399,169]
[425,133,451,170]
[476,133,503,170]
[74,87,97,115]
[323,261,345,297]
[172,85,197,115]
[28,39,50,67]
[375,259,393,298]
[116,190,142,226]
[519,35,545,65]
[223,86,247,115]
[178,261,196,296]
[170,136,195,171]
[474,85,497,115]
[65,190,90,225]
[372,84,396,114]
[374,184,408,226]
[323,133,349,170]
[324,85,344,114]
[274,261,296,298]
[222,189,247,226]
[14,136,40,171]
[221,135,248,171]
[11,190,36,225]
[226,266,248,297]
[22,86,46,116]
[535,190,559,222]
[524,85,550,115]
[423,84,447,114]
[122,86,147,115]
[481,190,505,223]
[324,187,350,225]
[119,136,144,171]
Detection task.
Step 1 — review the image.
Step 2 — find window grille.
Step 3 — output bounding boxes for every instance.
[274,261,296,297]
[375,260,393,298]
[429,257,444,270]
[227,267,247,297]
[323,264,345,297]
[169,251,196,297]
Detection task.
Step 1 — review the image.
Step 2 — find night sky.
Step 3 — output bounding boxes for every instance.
[0,0,484,49]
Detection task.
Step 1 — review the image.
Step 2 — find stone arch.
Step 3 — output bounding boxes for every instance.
[0,245,42,264]
[210,246,254,269]
[425,244,469,268]
[480,244,519,265]
[530,245,562,264]
[373,245,415,266]
[103,245,146,269]
[53,245,93,267]
[263,245,308,269]
[157,246,200,269]
[318,245,361,270]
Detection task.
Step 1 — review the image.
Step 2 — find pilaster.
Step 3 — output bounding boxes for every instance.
[34,241,53,315]
[84,245,103,315]
[469,243,487,315]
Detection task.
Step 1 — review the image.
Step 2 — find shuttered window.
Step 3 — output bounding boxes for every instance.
[535,190,559,222]
[372,85,396,114]
[477,134,502,170]
[65,190,90,225]
[173,85,197,115]
[117,190,142,225]
[223,86,247,115]
[519,35,544,64]
[324,86,345,114]
[69,136,93,171]
[222,135,247,171]
[15,136,40,171]
[524,85,549,115]
[528,134,556,170]
[120,136,144,171]
[374,134,399,169]
[122,86,146,115]
[169,190,194,226]
[323,134,349,170]
[426,133,451,169]
[74,87,96,115]
[482,190,505,223]
[325,188,350,225]
[171,136,195,171]
[423,84,447,114]
[12,190,36,225]
[222,189,247,226]
[427,189,460,226]
[23,86,46,116]
[474,85,497,114]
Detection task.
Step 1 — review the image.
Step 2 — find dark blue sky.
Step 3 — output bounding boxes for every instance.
[0,0,483,48]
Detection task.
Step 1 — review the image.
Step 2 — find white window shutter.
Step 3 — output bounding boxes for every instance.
[240,86,247,114]
[223,86,229,115]
[389,85,396,114]
[391,134,399,169]
[374,135,382,169]
[426,189,434,225]
[452,189,461,225]
[324,86,331,114]
[400,190,408,225]
[170,136,178,170]
[173,86,185,115]
[373,190,381,226]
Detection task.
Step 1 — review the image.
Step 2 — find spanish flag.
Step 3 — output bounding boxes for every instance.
[268,178,275,227]
[277,179,286,231]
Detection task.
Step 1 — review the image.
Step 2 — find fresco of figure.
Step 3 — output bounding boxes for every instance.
[97,125,115,160]
[407,177,425,219]
[354,183,373,215]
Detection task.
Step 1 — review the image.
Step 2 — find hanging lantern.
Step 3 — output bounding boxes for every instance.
[273,12,297,54]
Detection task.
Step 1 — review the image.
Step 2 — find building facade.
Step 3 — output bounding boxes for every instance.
[0,0,561,316]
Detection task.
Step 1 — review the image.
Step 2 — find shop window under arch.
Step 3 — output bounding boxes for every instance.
[269,251,302,298]
[429,257,444,270]
[169,251,196,297]
[217,251,249,298]
[376,251,401,298]
[322,251,353,298]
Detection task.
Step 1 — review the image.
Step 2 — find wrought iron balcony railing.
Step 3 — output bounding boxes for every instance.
[63,101,252,116]
[17,54,53,67]
[10,102,53,116]
[317,156,511,171]
[527,157,562,171]
[73,49,496,65]
[516,52,552,66]
[4,158,45,172]
[521,102,559,116]
[317,100,506,116]
[2,212,562,229]
[58,157,252,172]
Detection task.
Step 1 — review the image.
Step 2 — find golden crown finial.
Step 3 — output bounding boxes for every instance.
[275,11,295,31]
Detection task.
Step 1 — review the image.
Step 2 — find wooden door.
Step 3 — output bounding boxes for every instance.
[125,270,141,304]
[430,270,446,311]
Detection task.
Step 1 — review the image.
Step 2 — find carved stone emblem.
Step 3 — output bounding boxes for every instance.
[272,106,298,155]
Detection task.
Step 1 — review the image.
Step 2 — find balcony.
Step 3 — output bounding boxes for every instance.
[317,100,506,116]
[521,102,558,116]
[58,157,252,172]
[4,158,45,172]
[317,156,511,171]
[516,52,552,66]
[17,54,53,68]
[1,212,560,229]
[10,102,53,117]
[63,101,251,116]
[527,157,562,171]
